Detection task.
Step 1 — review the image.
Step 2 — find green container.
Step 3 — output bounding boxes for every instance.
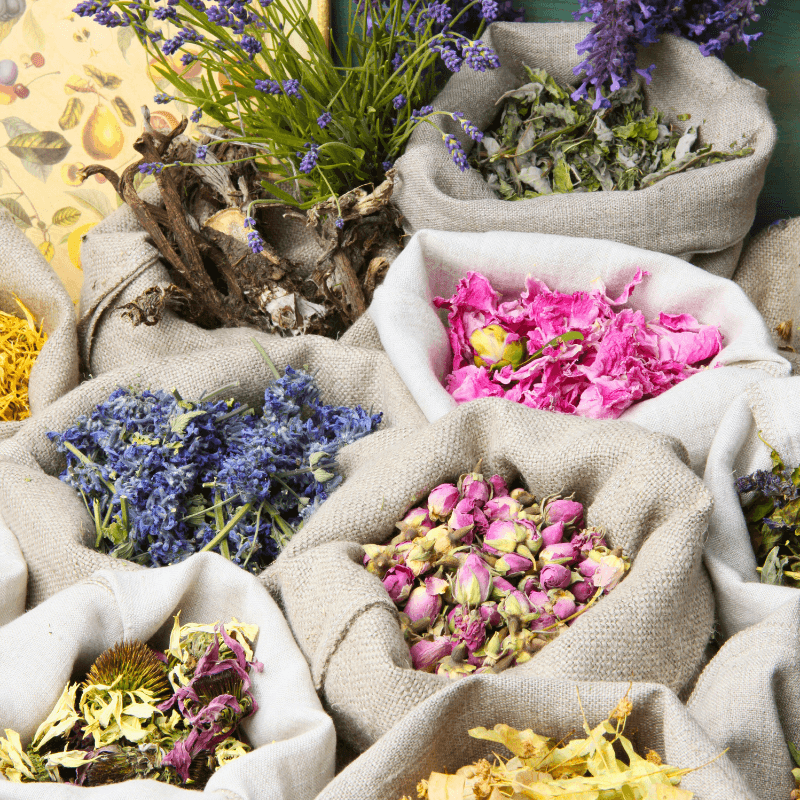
[333,0,798,231]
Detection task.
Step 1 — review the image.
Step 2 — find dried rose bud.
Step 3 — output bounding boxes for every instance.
[454,552,493,606]
[550,590,577,620]
[483,519,531,554]
[427,483,460,520]
[494,552,533,576]
[540,521,566,546]
[488,474,508,497]
[540,542,578,566]
[527,589,549,609]
[577,558,599,579]
[529,610,559,631]
[459,473,491,505]
[479,600,503,627]
[382,565,415,602]
[542,498,584,528]
[570,526,606,553]
[483,495,523,521]
[484,630,504,658]
[539,563,572,591]
[410,637,453,671]
[518,576,537,596]
[499,589,532,618]
[591,551,630,592]
[510,487,537,507]
[470,324,526,369]
[491,576,516,600]
[448,497,477,532]
[448,606,487,653]
[404,584,443,624]
[396,506,435,539]
[571,579,596,603]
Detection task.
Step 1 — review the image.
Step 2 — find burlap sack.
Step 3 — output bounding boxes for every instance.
[277,396,714,752]
[77,185,397,375]
[0,207,79,440]
[393,22,776,279]
[369,229,790,474]
[314,675,754,800]
[0,508,27,627]
[733,217,800,368]
[702,376,800,639]
[0,552,335,799]
[685,592,800,800]
[0,336,426,609]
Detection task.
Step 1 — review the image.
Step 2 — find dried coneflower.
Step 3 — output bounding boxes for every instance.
[84,641,171,703]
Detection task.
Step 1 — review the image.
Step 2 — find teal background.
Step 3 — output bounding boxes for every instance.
[333,0,800,231]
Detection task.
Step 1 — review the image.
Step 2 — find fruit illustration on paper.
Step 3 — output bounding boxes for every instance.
[149,110,178,135]
[82,104,123,160]
[67,221,96,269]
[0,58,17,85]
[30,52,44,68]
[0,84,16,104]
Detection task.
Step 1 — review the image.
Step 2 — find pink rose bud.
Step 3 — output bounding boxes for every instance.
[540,542,578,566]
[543,498,584,528]
[425,576,449,596]
[577,558,599,579]
[460,473,490,505]
[483,519,528,554]
[592,553,629,592]
[469,324,526,369]
[499,590,532,618]
[404,584,442,624]
[571,579,596,603]
[483,495,523,522]
[454,552,493,606]
[410,637,453,671]
[540,521,565,546]
[382,565,415,602]
[522,527,543,555]
[448,607,488,653]
[491,576,516,600]
[527,589,550,610]
[570,526,606,553]
[449,497,477,531]
[530,612,558,631]
[479,601,502,627]
[427,483,460,520]
[551,592,577,620]
[518,576,537,596]
[494,552,533,576]
[539,563,571,591]
[489,474,509,497]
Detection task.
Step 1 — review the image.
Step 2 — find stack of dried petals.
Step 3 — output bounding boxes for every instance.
[363,467,630,677]
[434,269,723,419]
[0,297,47,422]
[0,615,262,788]
[400,693,695,800]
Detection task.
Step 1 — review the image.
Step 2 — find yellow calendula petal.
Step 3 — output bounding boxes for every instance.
[44,750,97,769]
[33,683,81,750]
[0,729,36,782]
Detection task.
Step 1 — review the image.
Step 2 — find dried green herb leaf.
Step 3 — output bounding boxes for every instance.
[761,546,786,585]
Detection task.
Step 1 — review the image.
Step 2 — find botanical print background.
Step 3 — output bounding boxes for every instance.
[0,0,317,302]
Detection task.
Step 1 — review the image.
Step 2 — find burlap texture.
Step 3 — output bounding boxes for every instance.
[0,337,426,609]
[277,397,714,752]
[314,675,755,800]
[369,229,791,474]
[733,217,800,368]
[0,208,79,441]
[0,508,27,628]
[703,376,800,639]
[393,22,776,279]
[0,552,335,799]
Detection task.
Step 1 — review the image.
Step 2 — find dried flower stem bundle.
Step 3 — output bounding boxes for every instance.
[401,690,698,800]
[0,616,262,788]
[0,297,47,422]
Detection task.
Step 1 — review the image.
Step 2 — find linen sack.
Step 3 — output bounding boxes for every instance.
[684,592,800,800]
[77,185,399,375]
[0,336,426,609]
[702,376,800,639]
[369,228,791,474]
[733,217,800,368]
[314,675,753,800]
[0,508,27,628]
[277,396,714,753]
[393,22,776,278]
[0,552,336,800]
[0,207,79,440]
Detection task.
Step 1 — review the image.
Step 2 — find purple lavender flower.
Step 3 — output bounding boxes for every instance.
[243,215,257,229]
[154,92,174,104]
[247,230,265,254]
[393,93,407,110]
[298,143,320,173]
[382,159,393,171]
[452,112,483,142]
[255,78,281,95]
[282,78,301,98]
[442,134,469,171]
[334,217,345,229]
[138,162,164,175]
[239,34,262,59]
[154,5,178,21]
[411,105,434,121]
[429,39,462,72]
[317,110,332,128]
[460,39,500,71]
[190,107,202,123]
[195,145,208,161]
[480,0,498,21]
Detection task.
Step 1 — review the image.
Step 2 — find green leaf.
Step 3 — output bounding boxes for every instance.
[745,496,774,524]
[170,410,207,434]
[52,206,81,227]
[0,117,37,140]
[789,741,800,770]
[117,26,135,60]
[0,197,32,228]
[65,187,114,219]
[552,158,572,193]
[761,546,786,585]
[58,97,84,131]
[6,131,72,166]
[259,179,301,205]
[770,498,800,527]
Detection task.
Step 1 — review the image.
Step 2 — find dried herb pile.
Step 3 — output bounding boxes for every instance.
[400,692,696,799]
[469,66,753,200]
[435,269,723,419]
[0,616,261,788]
[0,296,46,422]
[737,440,800,588]
[47,342,382,573]
[364,466,630,677]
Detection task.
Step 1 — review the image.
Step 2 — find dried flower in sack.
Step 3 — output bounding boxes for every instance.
[399,689,702,800]
[0,615,261,788]
[363,466,631,677]
[736,437,800,588]
[47,340,381,573]
[434,269,723,420]
[0,296,47,422]
[469,66,753,198]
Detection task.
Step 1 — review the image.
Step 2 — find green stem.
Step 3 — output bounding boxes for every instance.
[251,337,281,379]
[200,502,251,554]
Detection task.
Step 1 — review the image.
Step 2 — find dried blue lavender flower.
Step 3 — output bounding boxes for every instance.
[469,65,753,198]
[47,344,382,573]
[737,437,800,588]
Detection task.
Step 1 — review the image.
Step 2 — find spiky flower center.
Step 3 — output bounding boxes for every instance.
[84,641,170,702]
